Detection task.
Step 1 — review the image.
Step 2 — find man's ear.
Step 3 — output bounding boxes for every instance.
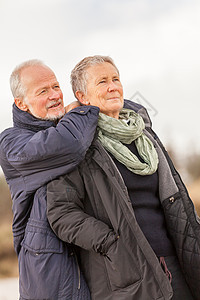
[14,98,28,111]
[75,91,90,105]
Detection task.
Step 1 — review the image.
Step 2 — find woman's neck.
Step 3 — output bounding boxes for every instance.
[103,111,119,119]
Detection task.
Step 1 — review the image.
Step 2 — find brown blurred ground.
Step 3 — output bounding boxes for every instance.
[0,176,18,278]
[187,178,200,216]
[0,222,18,278]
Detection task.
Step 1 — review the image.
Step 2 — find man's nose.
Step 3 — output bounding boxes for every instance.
[48,89,60,100]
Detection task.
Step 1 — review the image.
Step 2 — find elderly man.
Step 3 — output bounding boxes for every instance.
[0,59,99,299]
[47,56,199,299]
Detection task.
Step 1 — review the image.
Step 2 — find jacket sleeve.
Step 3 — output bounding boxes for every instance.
[0,106,99,192]
[47,173,119,254]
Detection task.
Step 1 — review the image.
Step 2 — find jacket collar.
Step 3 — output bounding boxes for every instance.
[124,99,152,128]
[12,103,56,132]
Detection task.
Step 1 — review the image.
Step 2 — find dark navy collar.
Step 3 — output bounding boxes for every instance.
[12,103,56,132]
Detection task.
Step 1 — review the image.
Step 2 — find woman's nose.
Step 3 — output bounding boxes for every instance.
[107,81,118,92]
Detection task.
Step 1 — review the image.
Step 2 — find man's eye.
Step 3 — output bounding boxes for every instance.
[40,90,46,94]
[54,85,60,89]
[113,78,119,82]
[98,80,106,84]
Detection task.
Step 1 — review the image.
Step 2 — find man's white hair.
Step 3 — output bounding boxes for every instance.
[10,59,47,98]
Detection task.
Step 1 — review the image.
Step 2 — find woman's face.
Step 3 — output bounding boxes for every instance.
[77,62,124,119]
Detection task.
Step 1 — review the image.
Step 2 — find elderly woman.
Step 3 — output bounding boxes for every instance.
[47,56,199,300]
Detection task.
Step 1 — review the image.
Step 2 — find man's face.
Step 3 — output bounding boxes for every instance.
[20,65,65,120]
[80,62,124,119]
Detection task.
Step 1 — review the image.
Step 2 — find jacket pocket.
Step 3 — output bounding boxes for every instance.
[103,237,141,291]
[21,219,64,254]
[19,220,68,299]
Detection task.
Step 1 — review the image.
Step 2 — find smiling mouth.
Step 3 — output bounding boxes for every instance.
[48,101,62,109]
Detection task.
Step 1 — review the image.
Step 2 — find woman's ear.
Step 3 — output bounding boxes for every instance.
[75,91,90,105]
[14,98,28,111]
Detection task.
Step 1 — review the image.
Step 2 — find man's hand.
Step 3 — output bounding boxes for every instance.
[65,101,81,113]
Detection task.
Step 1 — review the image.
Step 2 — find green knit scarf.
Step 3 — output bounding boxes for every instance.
[97,109,159,175]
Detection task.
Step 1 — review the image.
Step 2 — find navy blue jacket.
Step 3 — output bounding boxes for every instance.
[0,103,99,299]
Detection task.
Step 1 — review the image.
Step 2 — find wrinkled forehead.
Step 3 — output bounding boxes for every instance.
[21,65,57,87]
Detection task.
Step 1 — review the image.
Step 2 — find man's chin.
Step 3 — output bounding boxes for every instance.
[46,111,65,121]
[30,111,65,122]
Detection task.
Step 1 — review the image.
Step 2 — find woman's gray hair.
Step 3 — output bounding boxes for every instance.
[70,55,119,98]
[10,59,46,98]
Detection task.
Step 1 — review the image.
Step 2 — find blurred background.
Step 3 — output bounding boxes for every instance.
[0,0,200,298]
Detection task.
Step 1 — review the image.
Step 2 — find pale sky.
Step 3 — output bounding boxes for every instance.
[0,0,200,175]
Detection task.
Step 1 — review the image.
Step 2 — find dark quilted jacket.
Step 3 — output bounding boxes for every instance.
[47,100,200,300]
